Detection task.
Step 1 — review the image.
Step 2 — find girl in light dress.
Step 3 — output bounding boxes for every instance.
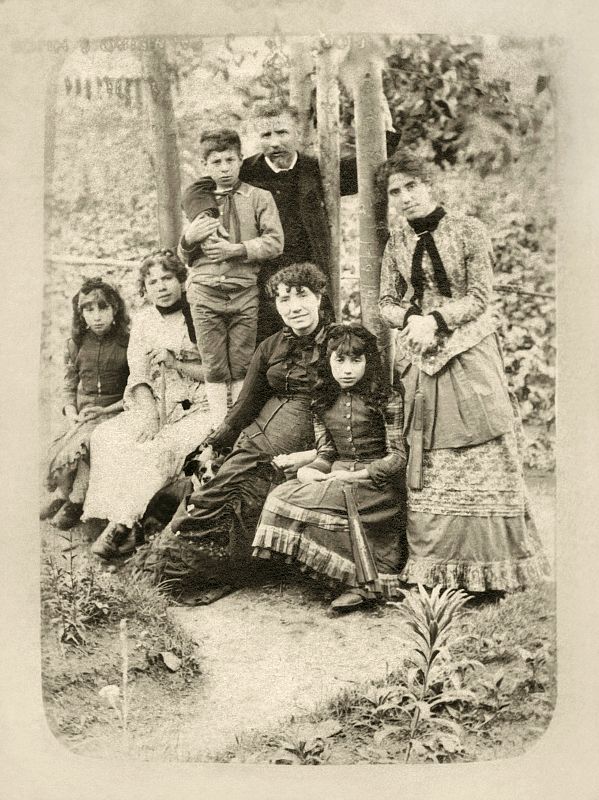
[82,250,212,559]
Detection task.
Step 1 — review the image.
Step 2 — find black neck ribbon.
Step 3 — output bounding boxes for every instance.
[408,206,452,305]
[156,293,197,344]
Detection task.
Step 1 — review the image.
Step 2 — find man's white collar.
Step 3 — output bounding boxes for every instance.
[265,151,298,173]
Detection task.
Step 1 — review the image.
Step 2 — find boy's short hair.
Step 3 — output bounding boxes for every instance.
[200,128,242,160]
[251,102,300,124]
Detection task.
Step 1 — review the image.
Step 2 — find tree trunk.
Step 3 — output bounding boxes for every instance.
[316,42,341,321]
[142,43,182,249]
[288,38,314,153]
[345,39,390,369]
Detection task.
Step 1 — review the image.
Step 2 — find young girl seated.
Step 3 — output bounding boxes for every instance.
[251,323,407,612]
[40,277,130,529]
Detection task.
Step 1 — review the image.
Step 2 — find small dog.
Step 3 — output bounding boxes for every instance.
[184,444,229,493]
[139,445,229,537]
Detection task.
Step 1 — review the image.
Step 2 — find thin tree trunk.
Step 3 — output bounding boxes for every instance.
[142,43,182,249]
[288,38,314,152]
[316,42,341,321]
[345,39,390,369]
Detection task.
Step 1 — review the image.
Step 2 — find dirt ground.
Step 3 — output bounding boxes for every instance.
[170,583,410,758]
[167,471,555,759]
[39,389,555,761]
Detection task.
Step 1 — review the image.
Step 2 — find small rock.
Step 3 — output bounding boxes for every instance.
[159,651,182,672]
[98,684,121,708]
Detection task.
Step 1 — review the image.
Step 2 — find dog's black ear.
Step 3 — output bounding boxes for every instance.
[183,458,198,478]
[183,442,207,470]
[183,457,200,477]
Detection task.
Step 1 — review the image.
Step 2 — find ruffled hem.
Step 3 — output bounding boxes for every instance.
[45,414,120,492]
[252,525,404,599]
[46,442,88,491]
[399,552,550,592]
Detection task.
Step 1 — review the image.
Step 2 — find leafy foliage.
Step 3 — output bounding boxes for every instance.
[41,530,200,678]
[42,531,113,645]
[381,36,552,172]
[216,581,555,765]
[46,36,555,469]
[386,585,473,762]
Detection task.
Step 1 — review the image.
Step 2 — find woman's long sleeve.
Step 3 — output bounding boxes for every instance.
[125,314,152,394]
[309,415,338,473]
[365,391,407,487]
[428,218,494,331]
[378,234,412,329]
[209,341,272,449]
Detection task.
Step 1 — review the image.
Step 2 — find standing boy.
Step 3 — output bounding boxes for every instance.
[178,128,284,428]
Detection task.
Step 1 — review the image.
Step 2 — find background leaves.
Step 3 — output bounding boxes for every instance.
[46,35,555,468]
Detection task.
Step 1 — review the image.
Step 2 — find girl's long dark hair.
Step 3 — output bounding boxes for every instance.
[312,323,390,417]
[71,277,130,346]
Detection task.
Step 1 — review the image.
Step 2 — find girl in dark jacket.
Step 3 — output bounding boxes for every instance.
[40,277,129,529]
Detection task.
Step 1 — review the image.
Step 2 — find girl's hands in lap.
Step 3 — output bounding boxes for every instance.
[297,467,330,484]
[274,451,317,478]
[77,406,105,422]
[324,469,364,482]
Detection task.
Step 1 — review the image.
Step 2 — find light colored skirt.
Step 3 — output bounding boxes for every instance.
[398,336,549,591]
[82,407,211,528]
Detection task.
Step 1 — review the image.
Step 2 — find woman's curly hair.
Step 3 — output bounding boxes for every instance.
[265,262,327,299]
[312,323,390,417]
[137,248,188,298]
[71,277,129,346]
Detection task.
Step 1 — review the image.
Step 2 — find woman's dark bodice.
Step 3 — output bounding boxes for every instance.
[212,325,325,449]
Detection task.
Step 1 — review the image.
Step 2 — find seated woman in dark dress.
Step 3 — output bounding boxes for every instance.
[252,323,407,612]
[131,262,329,591]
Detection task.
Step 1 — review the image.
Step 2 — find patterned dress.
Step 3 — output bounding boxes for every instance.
[252,391,407,598]
[379,211,549,591]
[82,304,211,528]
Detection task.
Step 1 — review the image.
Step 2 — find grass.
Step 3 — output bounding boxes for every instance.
[213,581,556,764]
[40,526,203,755]
[39,469,555,763]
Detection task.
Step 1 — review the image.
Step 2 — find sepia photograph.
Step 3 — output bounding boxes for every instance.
[1,0,598,797]
[37,30,556,763]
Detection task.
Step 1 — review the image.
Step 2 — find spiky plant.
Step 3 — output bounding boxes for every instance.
[389,585,472,762]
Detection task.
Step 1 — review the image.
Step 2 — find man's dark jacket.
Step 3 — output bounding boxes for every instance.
[239,132,400,280]
[239,152,332,275]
